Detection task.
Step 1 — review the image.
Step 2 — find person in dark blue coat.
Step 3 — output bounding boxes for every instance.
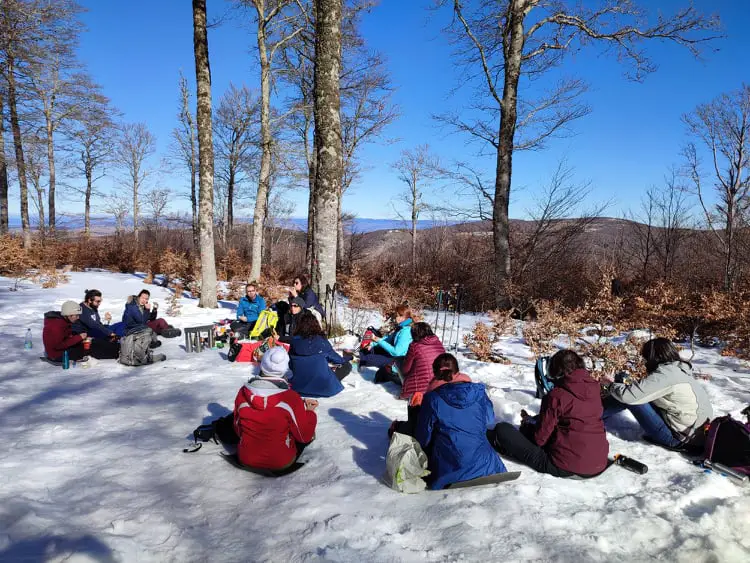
[122,289,181,338]
[73,289,126,340]
[416,353,507,490]
[289,311,352,398]
[290,274,324,317]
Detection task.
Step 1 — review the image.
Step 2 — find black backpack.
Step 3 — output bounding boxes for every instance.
[702,406,750,475]
[184,414,239,453]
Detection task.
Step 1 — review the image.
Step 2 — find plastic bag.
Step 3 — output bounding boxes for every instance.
[384,432,430,493]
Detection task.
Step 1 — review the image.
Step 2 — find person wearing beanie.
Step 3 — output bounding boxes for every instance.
[233,346,318,471]
[43,301,120,362]
[288,311,352,398]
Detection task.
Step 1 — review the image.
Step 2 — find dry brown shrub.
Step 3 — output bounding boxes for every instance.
[166,282,183,317]
[463,321,510,363]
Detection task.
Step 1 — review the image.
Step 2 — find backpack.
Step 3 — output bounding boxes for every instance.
[702,409,750,475]
[249,309,279,339]
[383,432,430,493]
[119,328,154,366]
[184,414,240,453]
[534,356,554,399]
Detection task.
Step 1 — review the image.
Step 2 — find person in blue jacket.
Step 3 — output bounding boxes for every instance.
[360,305,413,380]
[289,274,324,316]
[73,289,126,340]
[231,283,267,339]
[416,353,507,490]
[289,311,352,397]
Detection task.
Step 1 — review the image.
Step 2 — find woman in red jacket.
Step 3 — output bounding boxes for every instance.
[399,322,445,400]
[488,349,609,477]
[233,346,318,472]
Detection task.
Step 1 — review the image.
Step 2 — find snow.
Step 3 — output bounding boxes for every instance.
[0,271,748,562]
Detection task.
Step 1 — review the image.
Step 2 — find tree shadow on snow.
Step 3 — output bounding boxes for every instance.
[327,407,391,480]
[0,533,116,563]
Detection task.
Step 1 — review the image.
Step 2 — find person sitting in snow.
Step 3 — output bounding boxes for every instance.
[73,289,126,340]
[288,274,324,317]
[288,310,352,397]
[230,282,267,339]
[43,300,120,362]
[415,353,507,490]
[489,349,609,478]
[274,296,305,344]
[122,289,181,337]
[233,346,318,473]
[603,337,713,450]
[360,305,413,382]
[398,322,446,400]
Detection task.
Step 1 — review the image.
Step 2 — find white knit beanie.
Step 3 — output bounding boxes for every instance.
[259,346,292,379]
[61,301,82,316]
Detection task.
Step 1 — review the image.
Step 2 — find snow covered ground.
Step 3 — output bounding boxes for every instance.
[0,271,748,563]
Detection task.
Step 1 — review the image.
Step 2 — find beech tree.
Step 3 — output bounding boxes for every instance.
[312,0,342,295]
[439,0,720,307]
[192,0,218,308]
[114,122,155,246]
[240,0,308,281]
[392,145,438,271]
[0,90,9,233]
[684,84,750,291]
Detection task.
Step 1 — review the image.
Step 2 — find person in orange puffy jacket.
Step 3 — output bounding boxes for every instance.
[233,346,317,471]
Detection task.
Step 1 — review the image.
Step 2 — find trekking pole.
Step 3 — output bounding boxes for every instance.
[448,285,461,351]
[434,289,442,328]
[440,289,448,343]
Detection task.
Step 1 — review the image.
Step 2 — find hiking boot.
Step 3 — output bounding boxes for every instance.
[149,340,162,349]
[160,328,182,338]
[150,353,167,363]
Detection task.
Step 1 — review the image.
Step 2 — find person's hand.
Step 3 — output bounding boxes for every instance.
[79,332,88,340]
[110,333,118,341]
[520,409,530,421]
[304,399,319,411]
[272,328,279,339]
[104,312,112,322]
[600,372,615,384]
[239,315,247,322]
[152,302,158,309]
[289,287,298,298]
[371,335,381,343]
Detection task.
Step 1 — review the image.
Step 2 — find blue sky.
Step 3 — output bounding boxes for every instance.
[11,0,750,221]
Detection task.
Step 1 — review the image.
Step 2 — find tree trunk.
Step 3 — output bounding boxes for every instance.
[132,182,139,244]
[45,113,56,234]
[336,191,344,268]
[6,57,31,248]
[227,167,235,233]
[250,25,273,282]
[493,2,525,307]
[0,90,9,234]
[312,0,343,296]
[411,197,417,273]
[305,139,317,274]
[193,0,217,308]
[84,156,92,236]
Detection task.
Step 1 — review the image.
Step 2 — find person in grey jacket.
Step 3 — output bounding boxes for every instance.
[603,338,713,449]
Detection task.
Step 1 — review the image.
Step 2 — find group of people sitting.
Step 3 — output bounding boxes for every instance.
[42,288,182,364]
[222,295,714,490]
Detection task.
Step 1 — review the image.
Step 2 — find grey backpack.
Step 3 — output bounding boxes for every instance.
[119,328,154,366]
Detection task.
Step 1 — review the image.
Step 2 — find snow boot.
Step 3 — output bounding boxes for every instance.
[149,340,162,349]
[160,327,182,338]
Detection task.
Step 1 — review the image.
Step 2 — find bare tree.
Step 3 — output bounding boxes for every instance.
[392,145,438,271]
[170,71,200,252]
[684,84,750,291]
[439,0,720,307]
[26,137,46,232]
[312,0,342,295]
[628,186,657,281]
[0,89,9,233]
[114,122,155,246]
[214,82,260,237]
[102,192,129,234]
[143,187,171,250]
[65,87,116,236]
[653,169,692,281]
[192,0,217,308]
[240,0,308,281]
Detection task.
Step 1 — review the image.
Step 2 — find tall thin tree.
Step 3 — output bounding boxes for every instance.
[0,89,9,233]
[192,0,218,308]
[114,122,155,246]
[312,0,342,296]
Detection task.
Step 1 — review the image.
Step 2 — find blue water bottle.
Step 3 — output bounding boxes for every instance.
[24,328,32,350]
[62,350,70,370]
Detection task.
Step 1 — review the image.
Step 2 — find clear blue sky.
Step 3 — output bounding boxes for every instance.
[16,0,750,221]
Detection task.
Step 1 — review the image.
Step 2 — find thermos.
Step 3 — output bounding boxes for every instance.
[62,350,70,370]
[614,454,648,474]
[704,459,748,484]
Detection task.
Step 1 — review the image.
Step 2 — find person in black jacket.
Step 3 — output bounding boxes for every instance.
[275,297,305,344]
[73,289,125,340]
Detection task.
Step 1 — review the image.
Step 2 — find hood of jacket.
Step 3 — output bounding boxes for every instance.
[414,334,443,350]
[44,311,66,321]
[126,295,136,304]
[398,318,414,329]
[290,335,329,357]
[240,378,290,411]
[557,368,600,401]
[433,380,485,409]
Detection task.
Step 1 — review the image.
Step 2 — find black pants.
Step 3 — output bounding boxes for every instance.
[230,320,256,339]
[489,422,573,478]
[334,362,352,381]
[68,339,120,361]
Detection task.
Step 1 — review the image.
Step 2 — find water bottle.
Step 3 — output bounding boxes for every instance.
[614,454,648,474]
[704,459,749,484]
[62,350,70,370]
[24,328,32,350]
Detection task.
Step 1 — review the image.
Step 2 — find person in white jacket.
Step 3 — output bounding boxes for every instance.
[603,338,713,449]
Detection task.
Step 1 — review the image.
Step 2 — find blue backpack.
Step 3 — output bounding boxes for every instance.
[534,356,554,399]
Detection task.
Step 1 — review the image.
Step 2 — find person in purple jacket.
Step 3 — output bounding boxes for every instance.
[488,349,609,477]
